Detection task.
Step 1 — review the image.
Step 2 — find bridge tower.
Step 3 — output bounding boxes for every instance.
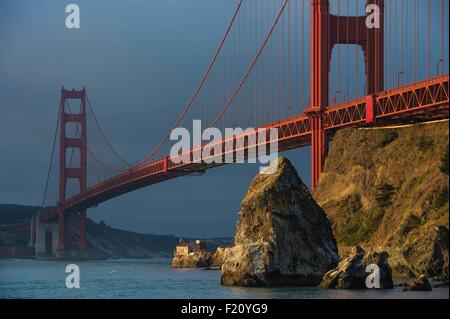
[57,87,87,259]
[307,0,384,189]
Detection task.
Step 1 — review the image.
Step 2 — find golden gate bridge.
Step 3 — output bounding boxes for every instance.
[1,0,448,259]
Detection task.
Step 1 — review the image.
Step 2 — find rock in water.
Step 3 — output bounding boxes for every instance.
[406,275,432,291]
[320,246,394,289]
[221,157,339,286]
[172,247,231,268]
[172,252,212,268]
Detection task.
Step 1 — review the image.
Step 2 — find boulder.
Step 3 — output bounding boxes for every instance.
[221,157,339,286]
[405,275,432,291]
[320,246,394,289]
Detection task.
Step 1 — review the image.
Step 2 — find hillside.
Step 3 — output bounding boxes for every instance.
[314,120,449,280]
[0,204,42,224]
[0,204,231,258]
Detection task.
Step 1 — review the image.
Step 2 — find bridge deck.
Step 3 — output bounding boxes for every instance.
[38,75,448,221]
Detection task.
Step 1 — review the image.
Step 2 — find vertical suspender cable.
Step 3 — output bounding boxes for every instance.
[355,0,359,97]
[395,0,398,86]
[254,1,257,125]
[389,1,392,87]
[301,0,305,110]
[401,0,404,82]
[442,0,445,75]
[405,0,408,83]
[337,0,341,102]
[288,0,291,117]
[427,0,431,78]
[346,0,349,100]
[295,0,298,113]
[415,0,418,81]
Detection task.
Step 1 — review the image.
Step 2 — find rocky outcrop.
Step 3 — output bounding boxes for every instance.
[320,246,394,289]
[172,252,212,268]
[172,247,231,268]
[405,275,432,291]
[313,121,449,280]
[221,157,339,287]
[211,247,230,267]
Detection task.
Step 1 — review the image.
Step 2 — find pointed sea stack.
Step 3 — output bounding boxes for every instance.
[221,157,339,286]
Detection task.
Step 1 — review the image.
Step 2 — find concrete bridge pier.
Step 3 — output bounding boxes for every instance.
[35,211,59,259]
[29,213,36,247]
[34,211,88,260]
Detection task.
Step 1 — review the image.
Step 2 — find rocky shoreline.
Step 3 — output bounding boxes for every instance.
[172,152,448,291]
[172,247,229,268]
[314,122,449,281]
[320,246,393,289]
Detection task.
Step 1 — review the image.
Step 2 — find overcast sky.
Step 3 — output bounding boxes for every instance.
[0,0,312,237]
[0,0,447,237]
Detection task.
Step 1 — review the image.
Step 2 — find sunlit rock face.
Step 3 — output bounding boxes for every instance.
[172,247,231,268]
[313,122,449,281]
[320,246,394,289]
[221,157,339,287]
[172,251,212,268]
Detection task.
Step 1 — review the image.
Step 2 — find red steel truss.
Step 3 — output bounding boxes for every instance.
[32,75,448,225]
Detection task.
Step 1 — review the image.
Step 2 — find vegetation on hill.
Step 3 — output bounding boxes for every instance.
[314,121,449,280]
[0,204,41,224]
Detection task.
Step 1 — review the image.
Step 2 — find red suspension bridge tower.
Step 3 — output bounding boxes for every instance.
[57,88,87,258]
[307,0,384,189]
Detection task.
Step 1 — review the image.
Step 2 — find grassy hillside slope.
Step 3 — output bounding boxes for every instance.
[314,120,449,280]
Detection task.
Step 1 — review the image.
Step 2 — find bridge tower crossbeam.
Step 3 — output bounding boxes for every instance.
[307,0,384,189]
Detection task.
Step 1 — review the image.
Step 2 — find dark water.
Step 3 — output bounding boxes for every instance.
[0,258,448,299]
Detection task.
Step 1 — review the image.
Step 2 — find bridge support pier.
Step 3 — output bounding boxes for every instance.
[308,111,327,190]
[55,208,88,259]
[35,211,59,259]
[29,213,37,247]
[58,207,64,251]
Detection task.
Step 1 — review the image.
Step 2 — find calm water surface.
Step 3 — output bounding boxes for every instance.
[0,258,448,299]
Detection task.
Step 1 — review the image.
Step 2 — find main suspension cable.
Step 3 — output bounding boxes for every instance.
[137,0,245,165]
[86,94,131,167]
